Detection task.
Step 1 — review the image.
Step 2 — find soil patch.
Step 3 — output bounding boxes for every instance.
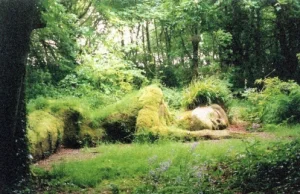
[33,147,100,170]
[228,124,247,133]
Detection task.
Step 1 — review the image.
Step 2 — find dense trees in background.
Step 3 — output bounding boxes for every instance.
[0,0,298,192]
[6,0,296,192]
[27,0,300,99]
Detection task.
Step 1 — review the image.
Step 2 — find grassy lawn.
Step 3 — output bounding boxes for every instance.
[32,124,300,193]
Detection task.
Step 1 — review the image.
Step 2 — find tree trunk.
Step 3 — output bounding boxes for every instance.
[191,28,200,79]
[145,21,152,55]
[0,0,37,192]
[164,26,172,66]
[154,20,161,66]
[142,22,147,65]
[275,8,300,80]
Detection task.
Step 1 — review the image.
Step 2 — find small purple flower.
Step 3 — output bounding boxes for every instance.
[158,160,172,172]
[191,142,199,152]
[148,155,158,164]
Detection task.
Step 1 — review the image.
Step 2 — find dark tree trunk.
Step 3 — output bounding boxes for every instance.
[164,26,172,66]
[0,0,37,192]
[191,28,200,79]
[275,8,300,80]
[145,21,152,55]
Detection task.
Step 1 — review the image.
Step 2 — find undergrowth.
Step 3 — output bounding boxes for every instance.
[244,77,300,124]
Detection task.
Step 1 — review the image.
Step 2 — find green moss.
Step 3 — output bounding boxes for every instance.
[27,97,50,113]
[136,85,173,135]
[27,111,63,160]
[91,91,141,123]
[62,109,81,148]
[177,111,193,130]
[90,91,141,143]
[79,125,104,146]
[102,113,137,143]
[27,108,104,160]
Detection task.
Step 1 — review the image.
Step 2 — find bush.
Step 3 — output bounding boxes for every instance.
[215,140,300,193]
[245,77,300,124]
[162,87,183,110]
[27,97,50,113]
[182,76,232,110]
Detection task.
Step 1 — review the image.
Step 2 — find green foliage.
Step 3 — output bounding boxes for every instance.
[211,140,300,193]
[263,124,300,139]
[162,87,183,110]
[27,97,50,112]
[182,76,232,110]
[26,68,59,100]
[244,77,300,124]
[76,53,148,95]
[29,0,79,82]
[228,99,257,124]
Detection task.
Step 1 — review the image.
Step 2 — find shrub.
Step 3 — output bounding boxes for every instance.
[227,99,254,124]
[162,87,183,110]
[215,140,300,193]
[76,53,148,95]
[27,97,50,113]
[245,77,300,124]
[182,76,232,110]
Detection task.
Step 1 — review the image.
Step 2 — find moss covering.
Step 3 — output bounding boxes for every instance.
[27,86,244,160]
[60,108,105,147]
[61,109,81,148]
[136,85,173,135]
[27,111,64,160]
[27,107,104,160]
[93,91,141,143]
[79,124,104,146]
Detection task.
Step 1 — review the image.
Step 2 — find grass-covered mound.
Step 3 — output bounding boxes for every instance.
[27,84,244,160]
[93,85,236,142]
[91,91,141,143]
[27,111,64,160]
[91,85,173,142]
[136,85,173,135]
[27,98,105,160]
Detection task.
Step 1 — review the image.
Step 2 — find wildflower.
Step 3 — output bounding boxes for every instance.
[157,160,172,172]
[191,142,199,152]
[148,155,158,164]
[175,176,182,184]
